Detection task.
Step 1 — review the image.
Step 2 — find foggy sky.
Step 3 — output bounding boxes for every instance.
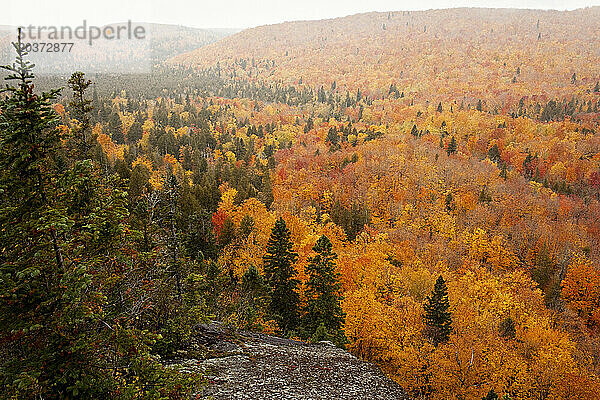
[3,0,599,29]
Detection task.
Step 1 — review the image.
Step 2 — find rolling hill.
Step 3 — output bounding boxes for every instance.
[170,7,600,108]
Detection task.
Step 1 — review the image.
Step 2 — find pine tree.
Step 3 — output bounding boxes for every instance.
[263,217,300,333]
[127,112,144,143]
[437,102,443,112]
[423,275,452,346]
[302,235,346,344]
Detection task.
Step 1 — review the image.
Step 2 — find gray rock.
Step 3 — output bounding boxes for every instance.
[170,324,409,399]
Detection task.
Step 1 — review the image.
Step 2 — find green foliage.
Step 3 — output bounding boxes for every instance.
[446,136,457,155]
[478,186,492,204]
[329,201,369,241]
[488,144,501,163]
[310,322,334,343]
[67,71,94,159]
[445,192,455,212]
[499,317,516,339]
[0,38,202,399]
[239,214,255,239]
[302,235,346,346]
[237,265,271,330]
[423,275,452,346]
[263,217,300,333]
[152,272,209,357]
[483,388,499,400]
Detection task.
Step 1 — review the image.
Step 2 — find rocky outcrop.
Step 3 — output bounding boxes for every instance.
[171,322,408,399]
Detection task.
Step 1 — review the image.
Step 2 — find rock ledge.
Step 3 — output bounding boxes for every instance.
[173,322,409,400]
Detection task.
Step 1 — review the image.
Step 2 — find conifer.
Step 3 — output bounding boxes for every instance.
[424,275,452,346]
[302,235,345,344]
[263,217,300,333]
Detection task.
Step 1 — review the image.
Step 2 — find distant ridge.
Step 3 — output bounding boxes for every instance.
[169,7,600,106]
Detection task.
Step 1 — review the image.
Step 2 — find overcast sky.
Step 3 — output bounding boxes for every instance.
[3,0,599,29]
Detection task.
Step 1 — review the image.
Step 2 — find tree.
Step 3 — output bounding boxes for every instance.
[128,113,144,143]
[108,111,124,144]
[483,389,499,400]
[488,144,501,163]
[447,135,457,155]
[445,192,455,212]
[437,102,443,112]
[302,235,346,344]
[0,33,199,398]
[238,265,271,329]
[498,317,516,339]
[423,275,452,346]
[411,124,419,137]
[561,255,600,327]
[263,217,300,333]
[67,71,94,159]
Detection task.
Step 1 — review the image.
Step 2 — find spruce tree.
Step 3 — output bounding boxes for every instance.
[108,111,124,144]
[424,275,452,346]
[302,235,346,344]
[0,33,199,398]
[447,135,457,155]
[488,143,501,163]
[263,217,300,333]
[67,71,93,159]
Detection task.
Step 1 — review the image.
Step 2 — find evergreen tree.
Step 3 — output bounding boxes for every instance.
[239,265,271,329]
[423,275,452,346]
[483,389,499,400]
[445,192,455,212]
[446,135,457,155]
[500,163,508,180]
[411,124,419,137]
[108,111,124,144]
[127,112,144,143]
[437,102,443,112]
[0,34,199,398]
[488,143,501,163]
[263,217,300,333]
[476,99,483,112]
[67,71,94,159]
[302,235,346,344]
[499,317,516,339]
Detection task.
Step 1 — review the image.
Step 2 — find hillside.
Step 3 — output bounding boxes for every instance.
[4,5,600,400]
[171,7,600,108]
[0,23,237,74]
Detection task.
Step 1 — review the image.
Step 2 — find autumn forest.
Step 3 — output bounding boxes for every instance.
[2,6,600,400]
